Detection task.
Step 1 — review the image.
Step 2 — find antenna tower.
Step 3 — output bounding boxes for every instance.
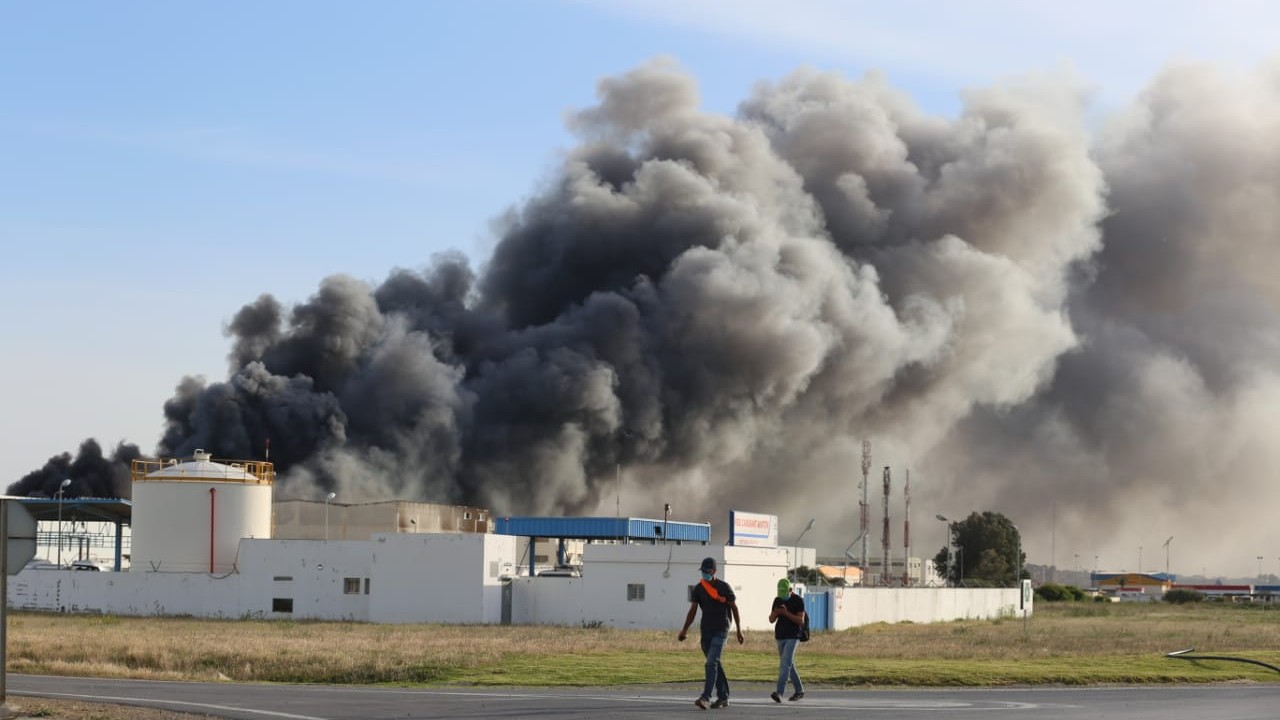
[881,466,891,586]
[903,468,911,586]
[860,440,871,573]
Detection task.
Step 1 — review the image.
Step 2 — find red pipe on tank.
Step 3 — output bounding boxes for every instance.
[209,487,217,573]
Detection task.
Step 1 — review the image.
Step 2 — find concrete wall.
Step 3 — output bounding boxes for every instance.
[828,586,1031,628]
[8,568,243,617]
[367,532,516,624]
[8,532,517,624]
[237,538,373,620]
[723,545,789,630]
[508,543,788,631]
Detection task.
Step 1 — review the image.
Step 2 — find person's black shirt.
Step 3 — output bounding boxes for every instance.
[772,593,806,639]
[692,578,736,635]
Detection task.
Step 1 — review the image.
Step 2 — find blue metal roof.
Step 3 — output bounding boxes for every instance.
[494,516,710,543]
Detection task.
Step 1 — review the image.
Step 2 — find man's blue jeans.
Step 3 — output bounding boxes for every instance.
[699,631,729,701]
[775,638,803,696]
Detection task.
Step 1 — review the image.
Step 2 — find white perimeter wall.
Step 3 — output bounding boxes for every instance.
[8,532,517,624]
[8,569,243,618]
[829,586,1031,628]
[509,544,788,631]
[7,535,1029,629]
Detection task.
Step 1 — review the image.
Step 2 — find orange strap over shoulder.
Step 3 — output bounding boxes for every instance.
[699,579,727,604]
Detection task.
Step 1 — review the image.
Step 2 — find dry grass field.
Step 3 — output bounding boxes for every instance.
[4,697,208,720]
[6,600,1279,716]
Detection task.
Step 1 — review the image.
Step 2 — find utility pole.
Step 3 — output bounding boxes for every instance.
[1050,502,1056,583]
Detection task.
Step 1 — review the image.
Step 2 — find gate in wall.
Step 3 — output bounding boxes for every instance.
[804,590,830,632]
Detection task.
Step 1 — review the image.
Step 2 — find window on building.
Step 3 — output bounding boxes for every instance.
[627,583,646,602]
[464,511,472,520]
[272,598,293,613]
[272,576,292,582]
[344,577,360,594]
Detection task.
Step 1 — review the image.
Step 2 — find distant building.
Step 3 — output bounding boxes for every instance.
[817,556,929,586]
[815,564,862,585]
[273,499,490,540]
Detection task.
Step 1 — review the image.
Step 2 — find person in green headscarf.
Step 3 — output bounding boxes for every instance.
[768,577,806,702]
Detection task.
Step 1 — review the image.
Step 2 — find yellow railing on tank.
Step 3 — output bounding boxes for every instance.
[131,457,275,485]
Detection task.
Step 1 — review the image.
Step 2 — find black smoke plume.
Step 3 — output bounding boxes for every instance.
[10,59,1280,574]
[7,439,140,500]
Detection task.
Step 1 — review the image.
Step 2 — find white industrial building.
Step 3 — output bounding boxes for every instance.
[7,452,1031,629]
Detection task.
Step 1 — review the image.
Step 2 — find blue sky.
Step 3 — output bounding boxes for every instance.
[2,0,1277,486]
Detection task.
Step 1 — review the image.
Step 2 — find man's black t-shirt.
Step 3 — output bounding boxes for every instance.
[691,578,736,635]
[772,593,806,639]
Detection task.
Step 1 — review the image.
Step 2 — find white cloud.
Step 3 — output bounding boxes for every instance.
[581,0,1280,106]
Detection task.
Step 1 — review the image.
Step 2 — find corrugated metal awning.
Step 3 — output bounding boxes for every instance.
[495,515,710,543]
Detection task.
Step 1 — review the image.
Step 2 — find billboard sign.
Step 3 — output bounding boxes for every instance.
[728,510,778,548]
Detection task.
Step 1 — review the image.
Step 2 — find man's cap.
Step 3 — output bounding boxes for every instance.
[700,557,717,572]
[777,578,792,598]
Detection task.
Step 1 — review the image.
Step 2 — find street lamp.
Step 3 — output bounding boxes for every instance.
[843,530,868,586]
[56,478,71,567]
[792,518,816,576]
[936,514,951,587]
[1258,555,1264,581]
[324,492,336,540]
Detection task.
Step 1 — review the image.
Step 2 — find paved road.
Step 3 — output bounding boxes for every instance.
[8,675,1279,719]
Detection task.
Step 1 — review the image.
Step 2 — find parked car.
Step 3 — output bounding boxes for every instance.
[70,560,102,571]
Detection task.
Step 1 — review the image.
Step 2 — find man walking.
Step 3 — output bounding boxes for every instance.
[677,557,744,709]
[768,578,806,703]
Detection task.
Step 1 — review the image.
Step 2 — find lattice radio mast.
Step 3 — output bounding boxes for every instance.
[860,440,871,574]
[903,468,911,586]
[881,466,891,586]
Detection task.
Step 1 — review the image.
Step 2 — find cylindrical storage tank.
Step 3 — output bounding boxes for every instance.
[130,450,274,573]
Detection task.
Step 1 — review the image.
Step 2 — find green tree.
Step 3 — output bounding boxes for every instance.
[791,565,822,586]
[1035,583,1086,602]
[933,511,1023,587]
[1163,588,1205,604]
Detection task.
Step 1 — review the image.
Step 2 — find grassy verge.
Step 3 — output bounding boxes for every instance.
[9,602,1280,686]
